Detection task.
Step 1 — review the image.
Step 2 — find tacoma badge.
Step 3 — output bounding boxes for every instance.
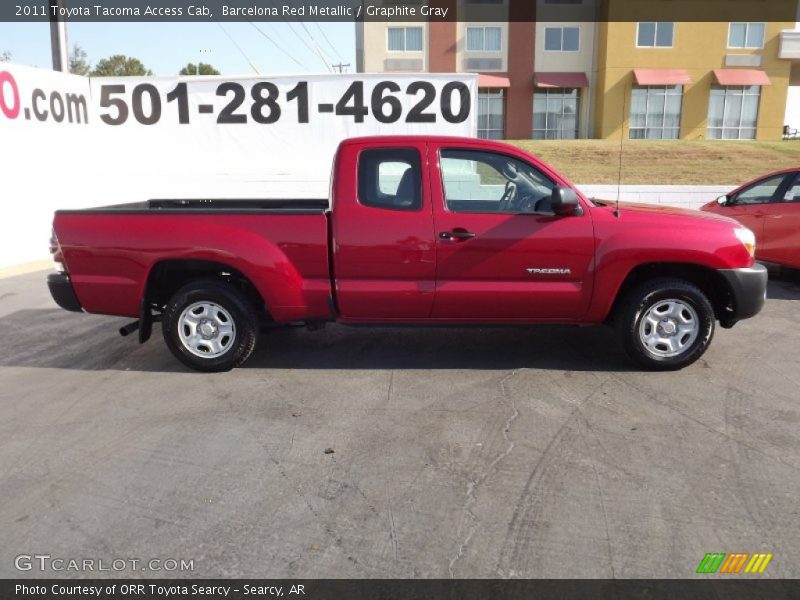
[526,268,572,275]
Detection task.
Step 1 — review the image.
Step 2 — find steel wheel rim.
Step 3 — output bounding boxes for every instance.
[638,298,699,358]
[178,301,236,359]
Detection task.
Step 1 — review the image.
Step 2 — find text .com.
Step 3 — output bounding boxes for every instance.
[0,71,88,124]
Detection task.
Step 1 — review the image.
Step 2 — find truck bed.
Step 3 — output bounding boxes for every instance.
[56,198,329,215]
[53,200,333,321]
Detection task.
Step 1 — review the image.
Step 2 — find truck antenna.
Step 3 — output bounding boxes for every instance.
[615,81,627,218]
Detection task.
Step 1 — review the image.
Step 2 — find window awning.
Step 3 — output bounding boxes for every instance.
[533,72,590,88]
[713,69,772,86]
[633,68,693,85]
[478,73,511,88]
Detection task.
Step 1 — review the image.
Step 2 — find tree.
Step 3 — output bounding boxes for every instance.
[0,51,11,62]
[179,62,220,76]
[69,44,91,76]
[90,55,153,77]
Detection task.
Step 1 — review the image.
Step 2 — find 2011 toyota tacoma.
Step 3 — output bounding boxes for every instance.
[48,136,767,372]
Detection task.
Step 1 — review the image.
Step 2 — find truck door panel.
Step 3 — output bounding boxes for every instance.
[429,146,594,320]
[331,143,437,319]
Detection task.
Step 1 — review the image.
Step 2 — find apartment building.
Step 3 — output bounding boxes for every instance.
[595,16,798,140]
[355,0,800,140]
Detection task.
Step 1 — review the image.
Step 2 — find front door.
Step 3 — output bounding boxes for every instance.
[762,172,800,267]
[724,173,789,250]
[429,146,595,321]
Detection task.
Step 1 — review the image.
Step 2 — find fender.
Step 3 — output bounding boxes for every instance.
[585,215,754,323]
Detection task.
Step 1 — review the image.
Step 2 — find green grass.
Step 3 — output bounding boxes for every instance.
[505,140,800,185]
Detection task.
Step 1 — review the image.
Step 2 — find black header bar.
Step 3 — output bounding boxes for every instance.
[3,579,800,600]
[3,0,799,23]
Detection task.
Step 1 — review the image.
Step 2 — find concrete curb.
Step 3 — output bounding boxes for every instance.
[0,261,52,279]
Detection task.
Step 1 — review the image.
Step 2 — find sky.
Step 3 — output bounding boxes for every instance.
[0,21,357,75]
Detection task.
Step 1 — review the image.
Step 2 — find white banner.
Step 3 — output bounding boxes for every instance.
[0,64,92,268]
[0,65,477,267]
[89,73,476,200]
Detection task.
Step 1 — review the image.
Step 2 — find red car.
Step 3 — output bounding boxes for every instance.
[701,168,800,269]
[48,136,766,372]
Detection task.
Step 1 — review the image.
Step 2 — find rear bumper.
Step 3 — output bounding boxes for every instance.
[718,263,768,324]
[47,273,83,312]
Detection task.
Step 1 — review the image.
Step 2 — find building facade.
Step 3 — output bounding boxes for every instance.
[355,0,800,141]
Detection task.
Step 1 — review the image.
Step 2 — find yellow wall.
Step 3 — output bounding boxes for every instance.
[594,20,795,140]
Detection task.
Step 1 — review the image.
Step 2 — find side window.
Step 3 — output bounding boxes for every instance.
[731,174,786,205]
[782,173,800,202]
[358,148,421,211]
[440,149,556,214]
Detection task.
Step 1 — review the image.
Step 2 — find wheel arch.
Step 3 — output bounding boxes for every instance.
[606,262,734,323]
[143,259,269,318]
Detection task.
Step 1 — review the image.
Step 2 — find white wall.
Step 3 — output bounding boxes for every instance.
[576,185,733,210]
[786,86,800,130]
[784,22,800,130]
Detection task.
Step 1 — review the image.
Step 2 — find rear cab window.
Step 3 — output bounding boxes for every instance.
[357,148,422,211]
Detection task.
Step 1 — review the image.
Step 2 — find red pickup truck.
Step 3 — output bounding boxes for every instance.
[48,136,766,372]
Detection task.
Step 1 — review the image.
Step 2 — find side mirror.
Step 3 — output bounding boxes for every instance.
[716,195,729,206]
[551,186,580,216]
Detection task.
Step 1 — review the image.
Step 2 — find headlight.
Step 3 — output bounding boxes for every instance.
[734,227,756,258]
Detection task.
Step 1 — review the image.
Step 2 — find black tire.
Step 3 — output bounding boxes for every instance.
[616,278,715,371]
[162,280,259,372]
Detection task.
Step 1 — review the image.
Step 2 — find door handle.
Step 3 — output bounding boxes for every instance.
[439,230,476,241]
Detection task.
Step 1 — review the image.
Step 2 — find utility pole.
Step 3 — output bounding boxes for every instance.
[49,0,69,72]
[331,63,350,73]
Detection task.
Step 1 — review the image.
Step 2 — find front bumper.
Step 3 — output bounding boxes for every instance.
[47,273,83,312]
[718,263,768,325]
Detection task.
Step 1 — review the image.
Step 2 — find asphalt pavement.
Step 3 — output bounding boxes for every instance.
[0,269,798,578]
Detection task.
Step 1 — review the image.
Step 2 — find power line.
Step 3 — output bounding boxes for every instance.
[298,20,333,72]
[314,22,344,63]
[217,23,260,74]
[248,21,309,71]
[263,0,330,71]
[331,63,350,73]
[266,0,326,70]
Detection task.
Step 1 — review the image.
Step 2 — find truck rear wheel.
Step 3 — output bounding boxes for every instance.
[616,278,715,371]
[162,281,259,372]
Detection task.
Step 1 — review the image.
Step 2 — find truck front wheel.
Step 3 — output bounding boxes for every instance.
[616,278,715,371]
[162,281,259,372]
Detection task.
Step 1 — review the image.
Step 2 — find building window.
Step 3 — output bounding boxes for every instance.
[544,27,580,52]
[707,85,760,140]
[629,85,683,139]
[478,89,505,139]
[466,27,502,52]
[387,27,423,52]
[637,22,674,47]
[533,88,579,139]
[728,23,765,49]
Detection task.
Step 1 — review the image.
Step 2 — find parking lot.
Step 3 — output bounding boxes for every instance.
[0,268,798,578]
